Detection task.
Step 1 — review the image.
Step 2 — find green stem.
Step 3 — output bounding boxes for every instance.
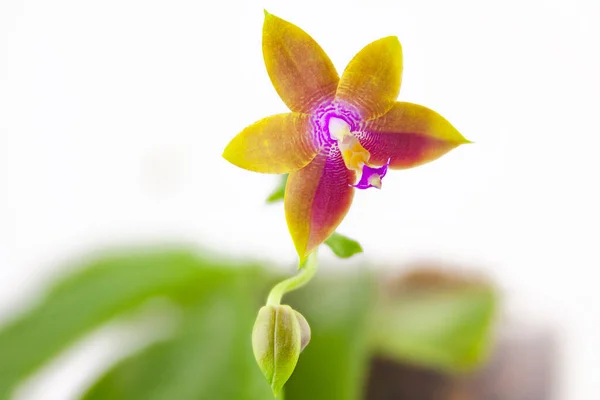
[267,251,319,306]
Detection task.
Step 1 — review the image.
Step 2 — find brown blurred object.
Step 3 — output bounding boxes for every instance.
[382,265,488,293]
[365,265,557,400]
[366,325,556,400]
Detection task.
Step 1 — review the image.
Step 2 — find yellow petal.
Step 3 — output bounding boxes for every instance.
[336,36,403,120]
[223,113,319,174]
[360,102,470,169]
[263,12,339,113]
[285,147,355,260]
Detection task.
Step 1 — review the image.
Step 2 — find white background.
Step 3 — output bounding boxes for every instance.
[1,0,599,399]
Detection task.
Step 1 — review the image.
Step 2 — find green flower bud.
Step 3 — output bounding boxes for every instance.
[252,304,311,396]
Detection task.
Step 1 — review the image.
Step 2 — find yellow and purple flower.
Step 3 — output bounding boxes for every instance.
[224,11,469,260]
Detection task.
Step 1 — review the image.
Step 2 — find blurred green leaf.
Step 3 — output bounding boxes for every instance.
[285,271,376,400]
[0,248,265,398]
[371,286,496,372]
[82,272,272,400]
[266,175,288,203]
[324,233,363,259]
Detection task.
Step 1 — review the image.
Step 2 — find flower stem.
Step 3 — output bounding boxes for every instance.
[266,251,319,306]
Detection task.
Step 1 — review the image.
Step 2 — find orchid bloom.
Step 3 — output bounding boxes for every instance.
[224,12,469,260]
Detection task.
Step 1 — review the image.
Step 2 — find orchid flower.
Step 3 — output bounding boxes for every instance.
[224,11,470,261]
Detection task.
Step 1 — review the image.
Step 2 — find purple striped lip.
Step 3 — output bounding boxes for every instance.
[352,159,390,190]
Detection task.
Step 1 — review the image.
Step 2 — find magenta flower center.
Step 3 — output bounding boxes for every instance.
[312,102,389,190]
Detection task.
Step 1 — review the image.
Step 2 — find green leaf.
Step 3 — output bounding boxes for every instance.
[285,271,376,400]
[266,175,288,203]
[324,232,363,259]
[82,272,272,400]
[0,247,265,398]
[370,286,497,372]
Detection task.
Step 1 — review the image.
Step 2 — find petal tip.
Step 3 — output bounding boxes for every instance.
[297,245,318,265]
[379,35,402,50]
[262,10,278,27]
[222,142,244,170]
[263,9,276,20]
[222,141,235,162]
[384,35,400,43]
[289,230,311,264]
[297,252,309,265]
[452,131,473,145]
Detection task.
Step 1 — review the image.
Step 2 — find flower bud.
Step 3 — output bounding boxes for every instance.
[252,305,311,396]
